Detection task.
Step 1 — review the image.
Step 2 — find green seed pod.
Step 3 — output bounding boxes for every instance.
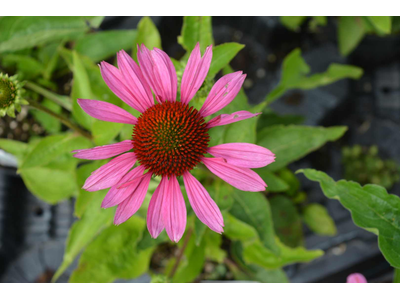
[0,73,28,118]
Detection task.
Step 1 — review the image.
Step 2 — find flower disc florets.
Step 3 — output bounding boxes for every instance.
[0,73,27,118]
[133,101,209,177]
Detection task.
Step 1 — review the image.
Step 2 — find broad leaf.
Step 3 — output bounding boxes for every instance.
[0,16,95,53]
[338,16,366,56]
[75,30,137,62]
[257,125,347,172]
[230,190,279,255]
[178,16,214,53]
[280,16,307,31]
[365,16,391,35]
[223,212,258,242]
[69,216,152,283]
[0,139,29,162]
[298,168,400,268]
[255,169,289,193]
[302,203,337,236]
[207,43,244,78]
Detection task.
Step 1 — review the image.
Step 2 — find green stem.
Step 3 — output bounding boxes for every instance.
[168,228,193,280]
[25,81,72,111]
[29,99,92,140]
[394,268,400,283]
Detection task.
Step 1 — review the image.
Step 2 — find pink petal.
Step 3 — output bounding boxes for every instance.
[147,176,168,238]
[202,157,267,192]
[137,45,177,103]
[207,143,275,169]
[347,273,367,283]
[114,172,152,225]
[117,50,154,110]
[82,152,136,192]
[162,176,187,242]
[181,43,213,105]
[199,72,246,117]
[207,111,261,128]
[72,140,133,160]
[77,99,138,125]
[99,61,146,112]
[101,165,146,208]
[183,171,224,233]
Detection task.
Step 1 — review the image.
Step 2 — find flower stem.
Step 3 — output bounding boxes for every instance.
[168,228,193,280]
[28,99,92,140]
[25,81,72,111]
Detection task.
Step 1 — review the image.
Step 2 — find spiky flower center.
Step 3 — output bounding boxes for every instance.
[0,77,16,108]
[133,101,209,177]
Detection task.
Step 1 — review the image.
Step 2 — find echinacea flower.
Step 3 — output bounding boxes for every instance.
[347,273,367,283]
[73,43,275,242]
[0,73,27,118]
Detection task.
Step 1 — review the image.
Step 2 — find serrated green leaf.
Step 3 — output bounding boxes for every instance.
[243,238,323,269]
[69,216,152,283]
[230,190,279,255]
[75,30,137,62]
[178,16,214,53]
[132,17,161,62]
[20,133,92,169]
[302,203,337,236]
[270,195,303,247]
[338,16,366,56]
[207,43,244,78]
[0,16,94,53]
[298,168,400,268]
[257,125,347,172]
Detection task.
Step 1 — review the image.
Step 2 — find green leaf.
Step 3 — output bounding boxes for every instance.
[257,111,304,130]
[270,195,303,248]
[178,16,214,53]
[20,133,92,169]
[223,212,258,242]
[257,125,347,172]
[1,54,44,79]
[0,16,93,53]
[69,216,152,283]
[254,169,289,193]
[277,168,300,196]
[53,189,114,282]
[266,49,363,103]
[204,231,226,263]
[297,168,400,268]
[207,43,244,78]
[71,50,95,130]
[302,203,337,236]
[194,217,207,246]
[132,17,161,62]
[171,232,206,283]
[92,120,123,146]
[30,99,61,134]
[243,238,323,269]
[0,138,29,163]
[338,16,366,56]
[230,190,279,255]
[75,30,137,62]
[280,16,307,31]
[365,16,391,35]
[208,178,235,211]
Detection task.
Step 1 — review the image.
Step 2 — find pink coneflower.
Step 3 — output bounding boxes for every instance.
[347,273,367,283]
[73,43,275,242]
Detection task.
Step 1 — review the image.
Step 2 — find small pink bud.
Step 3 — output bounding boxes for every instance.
[347,273,367,283]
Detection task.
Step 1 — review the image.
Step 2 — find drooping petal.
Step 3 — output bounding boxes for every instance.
[137,45,177,103]
[82,152,136,192]
[162,176,187,242]
[183,171,224,233]
[207,143,275,169]
[72,140,133,160]
[99,61,146,112]
[181,43,213,105]
[114,172,152,225]
[101,165,146,208]
[202,157,267,192]
[117,50,154,110]
[347,273,367,283]
[77,99,138,125]
[199,72,246,117]
[207,111,261,128]
[147,176,168,238]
